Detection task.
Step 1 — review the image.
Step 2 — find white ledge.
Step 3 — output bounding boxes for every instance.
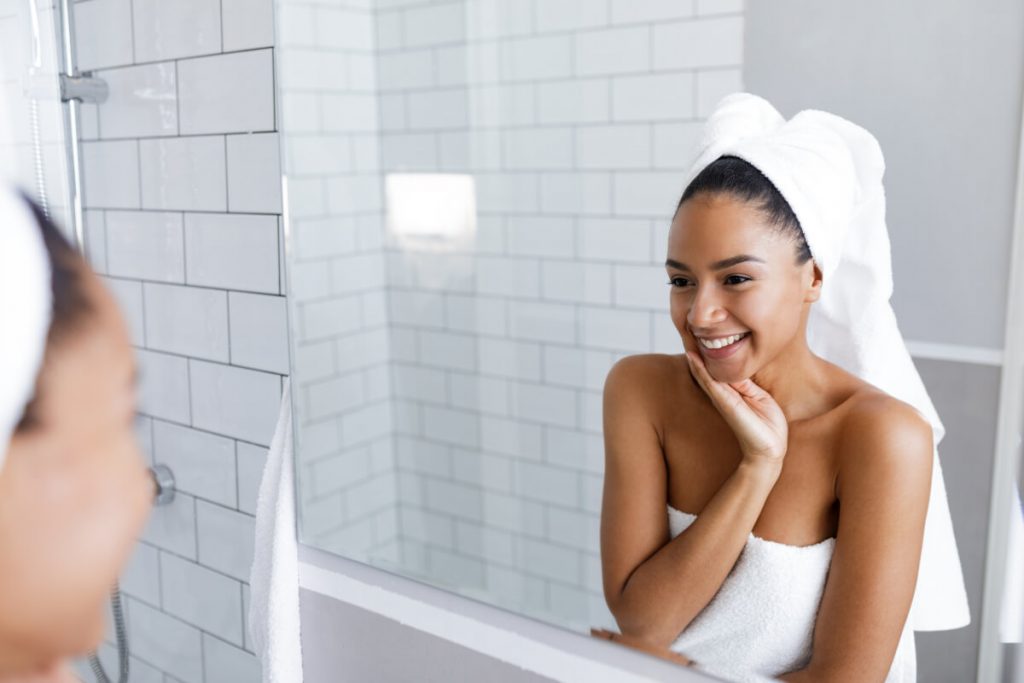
[298,544,719,683]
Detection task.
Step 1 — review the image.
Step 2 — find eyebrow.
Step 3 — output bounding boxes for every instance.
[665,254,767,271]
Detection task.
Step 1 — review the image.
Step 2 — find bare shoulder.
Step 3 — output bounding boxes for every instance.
[603,353,685,402]
[840,388,934,445]
[835,387,935,496]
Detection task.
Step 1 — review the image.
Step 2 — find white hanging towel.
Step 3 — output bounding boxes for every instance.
[248,379,304,682]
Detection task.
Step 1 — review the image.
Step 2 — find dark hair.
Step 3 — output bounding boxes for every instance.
[14,193,95,433]
[676,155,813,266]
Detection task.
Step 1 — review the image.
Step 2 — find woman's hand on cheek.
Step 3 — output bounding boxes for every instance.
[685,350,789,470]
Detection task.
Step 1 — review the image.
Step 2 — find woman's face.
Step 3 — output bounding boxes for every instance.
[667,193,821,383]
[0,262,152,675]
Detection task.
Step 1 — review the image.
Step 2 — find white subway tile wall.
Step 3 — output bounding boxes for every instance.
[280,0,744,639]
[72,0,279,679]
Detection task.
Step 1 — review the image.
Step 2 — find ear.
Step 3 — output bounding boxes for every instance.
[805,259,823,303]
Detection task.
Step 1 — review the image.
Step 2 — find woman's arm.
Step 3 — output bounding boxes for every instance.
[776,397,934,682]
[600,355,783,648]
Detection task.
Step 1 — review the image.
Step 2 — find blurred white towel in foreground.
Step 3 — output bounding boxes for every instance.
[248,379,304,682]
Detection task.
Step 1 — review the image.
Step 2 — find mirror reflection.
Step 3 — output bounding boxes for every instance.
[279,1,1024,681]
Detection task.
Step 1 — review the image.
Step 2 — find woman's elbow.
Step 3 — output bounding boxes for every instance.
[608,592,683,649]
[777,661,869,683]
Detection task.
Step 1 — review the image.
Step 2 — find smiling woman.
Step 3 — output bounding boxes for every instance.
[599,92,969,683]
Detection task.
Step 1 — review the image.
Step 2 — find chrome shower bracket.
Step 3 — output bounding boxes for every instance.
[59,72,107,103]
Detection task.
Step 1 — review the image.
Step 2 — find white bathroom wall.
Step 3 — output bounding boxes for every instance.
[71,0,280,680]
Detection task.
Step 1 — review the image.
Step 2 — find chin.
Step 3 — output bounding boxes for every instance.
[707,360,752,384]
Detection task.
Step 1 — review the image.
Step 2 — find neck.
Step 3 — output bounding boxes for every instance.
[749,336,830,423]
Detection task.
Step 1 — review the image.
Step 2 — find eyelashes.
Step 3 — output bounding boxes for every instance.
[667,275,752,288]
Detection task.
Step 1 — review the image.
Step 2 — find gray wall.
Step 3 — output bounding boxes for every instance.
[915,359,1003,682]
[745,0,1024,350]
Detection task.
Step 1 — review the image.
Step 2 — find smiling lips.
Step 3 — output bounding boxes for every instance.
[695,331,750,359]
[697,332,749,349]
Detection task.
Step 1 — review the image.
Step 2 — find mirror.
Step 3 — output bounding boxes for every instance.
[277,1,1024,680]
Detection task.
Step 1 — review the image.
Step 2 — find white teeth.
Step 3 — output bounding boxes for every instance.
[698,332,747,349]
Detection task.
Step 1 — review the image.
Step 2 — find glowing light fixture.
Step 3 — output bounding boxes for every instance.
[385,172,476,239]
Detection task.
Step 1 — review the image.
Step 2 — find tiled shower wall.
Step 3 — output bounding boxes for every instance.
[373,0,744,629]
[71,0,282,680]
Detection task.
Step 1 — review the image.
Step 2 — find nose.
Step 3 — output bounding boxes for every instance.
[686,284,727,331]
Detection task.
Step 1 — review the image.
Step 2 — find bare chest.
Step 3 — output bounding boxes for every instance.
[659,388,843,547]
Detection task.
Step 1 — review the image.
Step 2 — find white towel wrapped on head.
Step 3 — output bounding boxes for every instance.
[0,184,52,470]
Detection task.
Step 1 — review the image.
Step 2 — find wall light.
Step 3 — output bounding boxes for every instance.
[385,172,477,240]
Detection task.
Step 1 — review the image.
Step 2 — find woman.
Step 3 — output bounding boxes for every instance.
[0,187,153,682]
[596,94,962,682]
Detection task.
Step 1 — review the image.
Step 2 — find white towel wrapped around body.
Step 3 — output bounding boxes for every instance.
[667,505,916,682]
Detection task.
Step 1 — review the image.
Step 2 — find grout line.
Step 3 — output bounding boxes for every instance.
[192,495,201,567]
[103,273,284,300]
[225,286,233,364]
[88,128,277,144]
[134,138,142,208]
[180,210,188,282]
[156,543,164,610]
[127,0,136,65]
[184,357,194,426]
[88,44,278,74]
[216,139,236,228]
[173,59,180,136]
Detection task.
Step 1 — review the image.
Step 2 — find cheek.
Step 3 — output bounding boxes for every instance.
[669,296,693,347]
[0,434,152,662]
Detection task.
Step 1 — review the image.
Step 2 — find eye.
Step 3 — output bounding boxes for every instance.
[667,275,751,288]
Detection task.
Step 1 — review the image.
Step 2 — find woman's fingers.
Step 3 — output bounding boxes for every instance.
[729,378,777,408]
[589,628,695,667]
[685,351,788,461]
[686,351,724,398]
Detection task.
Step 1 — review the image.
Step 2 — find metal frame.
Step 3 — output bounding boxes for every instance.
[55,0,85,250]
